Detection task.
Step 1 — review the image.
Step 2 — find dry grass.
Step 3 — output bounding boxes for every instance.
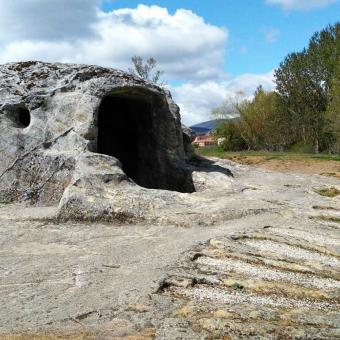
[312,205,339,211]
[196,148,340,178]
[310,215,340,223]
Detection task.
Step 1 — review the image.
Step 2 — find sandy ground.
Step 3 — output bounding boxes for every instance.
[228,155,340,178]
[0,158,339,339]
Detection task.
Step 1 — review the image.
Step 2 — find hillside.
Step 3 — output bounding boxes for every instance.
[190,119,226,135]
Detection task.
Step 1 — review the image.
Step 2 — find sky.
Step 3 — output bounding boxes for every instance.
[0,0,338,125]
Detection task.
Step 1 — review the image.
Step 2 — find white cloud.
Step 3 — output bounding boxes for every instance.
[263,27,280,43]
[0,1,275,126]
[0,0,100,42]
[172,82,235,126]
[266,0,338,10]
[173,71,275,126]
[227,71,275,95]
[0,4,227,81]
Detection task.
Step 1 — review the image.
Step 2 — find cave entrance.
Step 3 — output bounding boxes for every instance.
[7,105,31,128]
[97,93,153,188]
[17,107,31,127]
[95,89,194,193]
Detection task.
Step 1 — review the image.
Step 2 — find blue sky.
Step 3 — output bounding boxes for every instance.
[0,0,338,124]
[103,0,340,76]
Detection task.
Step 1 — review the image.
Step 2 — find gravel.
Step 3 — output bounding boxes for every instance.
[176,286,338,310]
[243,239,340,268]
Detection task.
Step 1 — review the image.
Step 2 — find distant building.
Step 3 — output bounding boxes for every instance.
[193,132,216,147]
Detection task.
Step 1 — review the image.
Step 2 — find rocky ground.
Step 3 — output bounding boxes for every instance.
[0,158,339,339]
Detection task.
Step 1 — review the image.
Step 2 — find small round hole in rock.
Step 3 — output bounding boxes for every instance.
[17,108,31,128]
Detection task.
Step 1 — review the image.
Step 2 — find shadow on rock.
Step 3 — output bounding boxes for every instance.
[189,155,234,178]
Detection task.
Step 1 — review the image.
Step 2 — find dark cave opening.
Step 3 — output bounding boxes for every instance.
[7,106,31,128]
[17,107,31,128]
[97,95,153,186]
[96,92,195,193]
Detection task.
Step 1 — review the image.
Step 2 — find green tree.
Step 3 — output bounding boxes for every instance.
[308,23,340,91]
[212,23,339,153]
[274,22,340,153]
[129,56,165,85]
[324,77,340,153]
[215,119,247,151]
[213,87,281,151]
[237,87,281,150]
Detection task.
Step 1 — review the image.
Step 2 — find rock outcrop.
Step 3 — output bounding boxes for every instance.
[0,61,198,221]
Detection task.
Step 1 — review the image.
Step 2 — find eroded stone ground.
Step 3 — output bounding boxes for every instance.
[158,225,339,339]
[0,159,339,339]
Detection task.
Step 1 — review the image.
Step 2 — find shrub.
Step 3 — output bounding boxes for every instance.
[215,120,247,151]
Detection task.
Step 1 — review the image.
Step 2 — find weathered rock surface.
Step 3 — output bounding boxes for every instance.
[0,61,202,222]
[0,158,339,339]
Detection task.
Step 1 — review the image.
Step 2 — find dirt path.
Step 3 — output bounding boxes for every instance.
[0,159,339,339]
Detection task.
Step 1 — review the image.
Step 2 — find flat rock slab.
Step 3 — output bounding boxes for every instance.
[0,160,339,339]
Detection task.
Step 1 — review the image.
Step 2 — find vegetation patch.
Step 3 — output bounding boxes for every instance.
[231,282,244,290]
[310,215,340,223]
[314,187,340,198]
[197,148,340,162]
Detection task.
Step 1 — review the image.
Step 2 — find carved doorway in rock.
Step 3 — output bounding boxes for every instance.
[95,88,194,193]
[97,94,149,184]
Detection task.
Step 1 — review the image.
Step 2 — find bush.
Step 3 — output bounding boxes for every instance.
[289,141,315,153]
[215,120,247,151]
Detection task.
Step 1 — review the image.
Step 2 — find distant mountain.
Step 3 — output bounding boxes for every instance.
[190,119,226,135]
[190,126,210,135]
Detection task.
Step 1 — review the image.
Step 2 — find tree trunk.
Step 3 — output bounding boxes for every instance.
[315,138,319,154]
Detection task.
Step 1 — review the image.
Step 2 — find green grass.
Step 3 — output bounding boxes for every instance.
[231,282,244,290]
[310,154,340,161]
[196,146,340,162]
[314,187,340,198]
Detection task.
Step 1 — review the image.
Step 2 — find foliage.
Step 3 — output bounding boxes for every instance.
[215,119,247,151]
[214,87,283,151]
[213,22,339,154]
[231,282,244,290]
[324,76,340,153]
[274,22,340,153]
[237,87,281,150]
[129,56,165,85]
[289,141,315,153]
